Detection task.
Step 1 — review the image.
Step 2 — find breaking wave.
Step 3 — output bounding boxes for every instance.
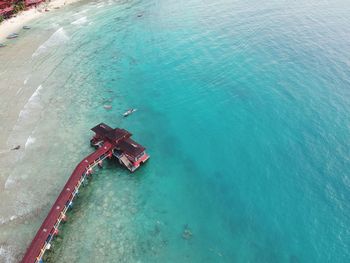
[25,136,36,150]
[32,27,69,57]
[17,85,43,122]
[7,85,43,149]
[71,16,88,25]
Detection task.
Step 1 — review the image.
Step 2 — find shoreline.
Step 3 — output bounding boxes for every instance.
[0,0,81,43]
[0,1,88,259]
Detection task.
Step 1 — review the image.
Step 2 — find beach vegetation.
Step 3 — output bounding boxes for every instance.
[0,15,4,23]
[13,1,25,14]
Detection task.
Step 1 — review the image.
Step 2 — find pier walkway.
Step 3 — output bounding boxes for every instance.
[21,123,149,263]
[21,142,114,263]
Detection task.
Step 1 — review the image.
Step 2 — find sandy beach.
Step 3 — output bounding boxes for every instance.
[0,0,81,42]
[0,0,93,261]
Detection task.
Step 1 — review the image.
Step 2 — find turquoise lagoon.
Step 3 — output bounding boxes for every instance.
[1,0,350,262]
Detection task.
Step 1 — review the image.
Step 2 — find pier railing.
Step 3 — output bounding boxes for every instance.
[22,143,115,263]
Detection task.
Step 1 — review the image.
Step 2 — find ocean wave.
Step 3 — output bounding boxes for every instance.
[17,85,43,121]
[96,3,105,8]
[32,27,69,57]
[7,85,43,149]
[71,16,88,25]
[25,136,36,150]
[4,176,16,190]
[5,84,44,192]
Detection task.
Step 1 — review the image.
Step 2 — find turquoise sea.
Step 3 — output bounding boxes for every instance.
[1,0,350,262]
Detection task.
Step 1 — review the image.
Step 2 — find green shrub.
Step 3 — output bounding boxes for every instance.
[13,1,25,14]
[0,15,4,23]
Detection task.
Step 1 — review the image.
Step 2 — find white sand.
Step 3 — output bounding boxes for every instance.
[0,0,81,42]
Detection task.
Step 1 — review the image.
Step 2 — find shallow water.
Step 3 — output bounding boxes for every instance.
[1,0,350,262]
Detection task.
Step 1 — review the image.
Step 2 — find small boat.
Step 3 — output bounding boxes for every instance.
[123,108,137,117]
[11,145,21,150]
[7,33,19,39]
[0,43,6,48]
[23,26,31,30]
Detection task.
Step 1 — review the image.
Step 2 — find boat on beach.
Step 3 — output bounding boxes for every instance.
[123,108,137,117]
[23,26,31,30]
[0,43,6,48]
[7,33,18,39]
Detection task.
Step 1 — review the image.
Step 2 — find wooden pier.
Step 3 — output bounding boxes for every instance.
[21,124,149,263]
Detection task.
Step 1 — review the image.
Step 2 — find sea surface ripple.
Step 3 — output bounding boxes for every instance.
[0,0,349,262]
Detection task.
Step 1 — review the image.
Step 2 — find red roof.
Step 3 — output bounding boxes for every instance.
[118,138,145,158]
[91,123,131,144]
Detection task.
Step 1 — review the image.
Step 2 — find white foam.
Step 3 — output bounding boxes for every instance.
[24,76,30,85]
[27,84,42,103]
[5,84,43,192]
[32,27,69,57]
[4,176,16,190]
[7,85,43,147]
[25,136,36,149]
[71,16,88,25]
[17,76,30,95]
[16,87,23,95]
[17,85,43,121]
